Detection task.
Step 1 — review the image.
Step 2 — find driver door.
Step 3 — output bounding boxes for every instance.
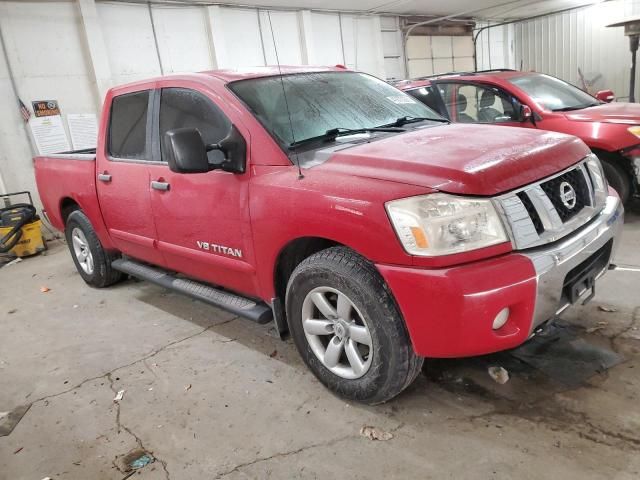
[148,86,258,297]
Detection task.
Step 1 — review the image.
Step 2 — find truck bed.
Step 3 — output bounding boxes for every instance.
[33,154,107,243]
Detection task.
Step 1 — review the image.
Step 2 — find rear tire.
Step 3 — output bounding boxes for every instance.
[65,210,124,288]
[601,158,631,204]
[286,247,423,404]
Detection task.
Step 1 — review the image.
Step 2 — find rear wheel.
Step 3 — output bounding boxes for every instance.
[600,157,631,204]
[286,247,423,404]
[65,210,124,287]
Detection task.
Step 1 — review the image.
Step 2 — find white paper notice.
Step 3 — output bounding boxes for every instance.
[67,113,98,150]
[29,115,71,155]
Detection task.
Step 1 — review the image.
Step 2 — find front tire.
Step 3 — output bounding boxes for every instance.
[601,158,631,204]
[286,247,423,404]
[65,210,124,288]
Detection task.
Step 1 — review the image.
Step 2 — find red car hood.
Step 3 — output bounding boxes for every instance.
[320,124,590,196]
[565,102,640,125]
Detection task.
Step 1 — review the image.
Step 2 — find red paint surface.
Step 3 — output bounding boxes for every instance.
[34,68,593,357]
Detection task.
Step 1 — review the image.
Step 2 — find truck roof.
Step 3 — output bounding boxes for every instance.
[395,69,537,90]
[109,65,349,94]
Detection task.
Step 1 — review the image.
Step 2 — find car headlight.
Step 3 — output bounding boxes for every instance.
[385,193,509,256]
[628,126,640,139]
[585,153,608,205]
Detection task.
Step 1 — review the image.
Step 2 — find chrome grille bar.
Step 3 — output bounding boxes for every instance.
[494,156,607,251]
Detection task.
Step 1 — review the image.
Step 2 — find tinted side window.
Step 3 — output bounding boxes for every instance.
[109,91,150,159]
[405,86,443,114]
[159,88,231,163]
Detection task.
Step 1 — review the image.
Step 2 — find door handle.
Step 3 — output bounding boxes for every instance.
[151,180,170,191]
[97,173,112,182]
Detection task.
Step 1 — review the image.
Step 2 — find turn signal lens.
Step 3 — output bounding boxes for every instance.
[628,126,640,139]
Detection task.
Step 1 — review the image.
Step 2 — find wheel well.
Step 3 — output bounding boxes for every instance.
[591,148,637,195]
[273,237,342,327]
[60,198,80,225]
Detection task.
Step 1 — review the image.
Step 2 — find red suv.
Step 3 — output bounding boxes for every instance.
[397,69,640,203]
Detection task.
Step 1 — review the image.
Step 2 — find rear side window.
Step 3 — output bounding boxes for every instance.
[108,90,150,159]
[159,88,231,164]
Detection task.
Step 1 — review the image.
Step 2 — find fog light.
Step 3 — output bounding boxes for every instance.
[492,308,510,330]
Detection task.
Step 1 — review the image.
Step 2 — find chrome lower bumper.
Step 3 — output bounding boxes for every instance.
[522,194,624,330]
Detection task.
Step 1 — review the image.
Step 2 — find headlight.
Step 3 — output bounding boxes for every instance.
[628,126,640,139]
[385,193,509,256]
[585,153,608,205]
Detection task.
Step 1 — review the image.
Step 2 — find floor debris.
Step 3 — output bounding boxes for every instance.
[113,390,125,402]
[598,305,617,313]
[7,308,17,314]
[360,426,394,441]
[0,405,31,437]
[130,453,154,469]
[116,449,155,474]
[4,258,22,267]
[510,322,623,387]
[39,286,50,293]
[488,366,510,384]
[184,384,192,391]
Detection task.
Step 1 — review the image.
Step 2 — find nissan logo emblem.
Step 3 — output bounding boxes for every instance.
[559,181,577,209]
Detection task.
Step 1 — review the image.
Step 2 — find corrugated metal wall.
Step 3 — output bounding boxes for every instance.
[511,0,640,100]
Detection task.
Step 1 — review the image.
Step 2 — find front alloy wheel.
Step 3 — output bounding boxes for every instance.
[302,287,373,379]
[286,247,424,404]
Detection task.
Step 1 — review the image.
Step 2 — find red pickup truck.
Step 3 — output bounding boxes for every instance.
[35,66,623,403]
[396,70,640,204]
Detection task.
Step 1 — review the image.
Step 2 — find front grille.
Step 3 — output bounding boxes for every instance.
[539,168,591,222]
[517,191,544,234]
[496,158,605,250]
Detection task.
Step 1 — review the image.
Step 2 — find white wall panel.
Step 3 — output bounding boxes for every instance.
[341,15,384,77]
[310,12,344,66]
[511,1,634,99]
[217,8,265,68]
[259,10,302,65]
[0,1,96,202]
[152,6,213,74]
[97,3,161,84]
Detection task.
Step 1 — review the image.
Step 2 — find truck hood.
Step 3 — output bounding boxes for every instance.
[319,124,590,196]
[564,102,640,125]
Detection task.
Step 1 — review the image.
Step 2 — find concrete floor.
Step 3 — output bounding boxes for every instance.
[1,207,639,480]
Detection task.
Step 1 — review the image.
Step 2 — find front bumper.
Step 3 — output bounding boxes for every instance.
[377,194,624,358]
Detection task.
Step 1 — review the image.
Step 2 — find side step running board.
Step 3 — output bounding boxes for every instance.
[112,258,272,324]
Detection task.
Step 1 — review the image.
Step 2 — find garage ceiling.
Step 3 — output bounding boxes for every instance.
[142,0,605,19]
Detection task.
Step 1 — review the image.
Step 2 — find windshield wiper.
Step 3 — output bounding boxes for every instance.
[552,103,599,112]
[381,116,450,128]
[288,126,405,150]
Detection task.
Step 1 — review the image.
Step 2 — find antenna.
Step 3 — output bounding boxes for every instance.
[267,11,304,180]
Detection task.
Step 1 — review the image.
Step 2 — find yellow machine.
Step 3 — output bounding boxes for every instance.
[0,191,46,257]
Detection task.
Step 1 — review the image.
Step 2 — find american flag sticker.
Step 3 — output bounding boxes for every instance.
[19,99,31,122]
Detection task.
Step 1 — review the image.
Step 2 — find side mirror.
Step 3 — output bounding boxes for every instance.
[209,125,246,174]
[163,127,210,174]
[163,125,246,174]
[519,104,533,122]
[595,89,615,103]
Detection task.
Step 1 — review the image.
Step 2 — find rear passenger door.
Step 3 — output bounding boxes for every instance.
[96,88,164,265]
[148,86,257,297]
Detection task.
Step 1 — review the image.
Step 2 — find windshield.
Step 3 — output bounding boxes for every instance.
[508,73,599,111]
[229,71,443,148]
